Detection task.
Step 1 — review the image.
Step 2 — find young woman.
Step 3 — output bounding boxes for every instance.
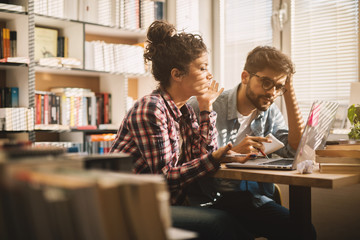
[110,20,251,239]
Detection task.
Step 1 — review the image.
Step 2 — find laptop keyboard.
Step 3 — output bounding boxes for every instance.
[260,158,293,166]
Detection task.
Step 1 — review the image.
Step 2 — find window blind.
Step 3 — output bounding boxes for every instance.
[176,0,199,33]
[291,0,359,120]
[223,0,273,90]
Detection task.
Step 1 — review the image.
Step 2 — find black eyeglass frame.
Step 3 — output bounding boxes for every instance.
[249,73,287,96]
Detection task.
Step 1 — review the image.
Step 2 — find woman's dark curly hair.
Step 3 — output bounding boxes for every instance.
[144,20,207,89]
[244,46,295,77]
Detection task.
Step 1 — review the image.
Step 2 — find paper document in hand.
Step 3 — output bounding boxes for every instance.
[263,133,285,155]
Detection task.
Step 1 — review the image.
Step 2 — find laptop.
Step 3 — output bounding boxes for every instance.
[226,100,339,170]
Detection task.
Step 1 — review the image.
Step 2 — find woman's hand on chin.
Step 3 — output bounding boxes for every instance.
[196,80,224,112]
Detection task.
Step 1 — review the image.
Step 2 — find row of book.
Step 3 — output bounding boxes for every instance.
[34,141,83,153]
[0,153,170,240]
[85,41,146,74]
[316,143,360,173]
[0,28,17,59]
[0,3,25,12]
[34,0,165,30]
[35,88,112,128]
[0,107,34,131]
[0,87,19,108]
[85,134,117,154]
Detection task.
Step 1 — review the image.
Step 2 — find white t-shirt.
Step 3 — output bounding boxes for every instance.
[233,111,256,145]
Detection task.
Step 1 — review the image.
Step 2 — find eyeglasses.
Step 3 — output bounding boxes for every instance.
[250,73,287,96]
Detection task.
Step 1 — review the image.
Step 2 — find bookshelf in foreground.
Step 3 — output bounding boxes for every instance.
[0,145,171,240]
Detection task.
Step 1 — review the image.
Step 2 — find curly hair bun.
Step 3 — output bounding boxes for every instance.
[146,20,176,45]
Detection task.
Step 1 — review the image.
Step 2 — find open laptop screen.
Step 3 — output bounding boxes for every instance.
[292,100,339,167]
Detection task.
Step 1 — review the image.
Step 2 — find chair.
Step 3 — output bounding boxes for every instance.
[273,184,283,206]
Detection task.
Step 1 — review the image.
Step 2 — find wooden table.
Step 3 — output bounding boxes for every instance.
[214,165,360,239]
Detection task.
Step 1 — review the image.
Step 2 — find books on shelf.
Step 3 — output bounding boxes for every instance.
[57,36,68,58]
[0,3,25,12]
[0,107,34,131]
[35,27,58,61]
[48,88,97,128]
[35,90,61,125]
[36,87,112,129]
[34,0,165,29]
[38,57,81,68]
[0,87,19,108]
[35,0,79,20]
[0,160,170,240]
[85,133,116,154]
[0,28,17,59]
[85,41,146,74]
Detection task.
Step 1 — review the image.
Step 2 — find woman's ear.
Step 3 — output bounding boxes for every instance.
[242,71,250,85]
[171,68,182,82]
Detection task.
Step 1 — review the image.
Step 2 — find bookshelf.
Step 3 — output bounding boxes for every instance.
[0,0,165,145]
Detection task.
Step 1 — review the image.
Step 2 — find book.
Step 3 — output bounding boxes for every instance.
[316,156,360,164]
[96,177,131,240]
[4,87,11,107]
[324,144,360,150]
[316,149,360,158]
[319,163,360,173]
[35,27,58,61]
[0,3,25,12]
[2,28,10,59]
[10,31,16,57]
[315,148,360,164]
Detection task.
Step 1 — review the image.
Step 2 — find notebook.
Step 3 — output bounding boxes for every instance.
[225,100,339,170]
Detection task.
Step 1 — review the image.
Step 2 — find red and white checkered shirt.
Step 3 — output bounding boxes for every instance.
[110,89,219,205]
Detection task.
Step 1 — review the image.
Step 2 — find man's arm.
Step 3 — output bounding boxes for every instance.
[283,75,304,150]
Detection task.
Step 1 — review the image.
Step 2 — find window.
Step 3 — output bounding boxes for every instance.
[291,0,359,120]
[223,0,273,90]
[176,0,199,33]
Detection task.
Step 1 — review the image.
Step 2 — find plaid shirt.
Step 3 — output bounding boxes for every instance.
[110,89,219,205]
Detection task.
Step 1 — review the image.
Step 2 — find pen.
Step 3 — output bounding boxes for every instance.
[225,154,257,158]
[256,147,270,160]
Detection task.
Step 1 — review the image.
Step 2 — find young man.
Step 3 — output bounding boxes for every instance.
[188,46,316,239]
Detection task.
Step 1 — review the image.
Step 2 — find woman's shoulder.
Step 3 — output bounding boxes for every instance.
[133,91,166,112]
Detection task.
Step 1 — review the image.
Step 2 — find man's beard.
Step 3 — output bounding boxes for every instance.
[245,84,274,111]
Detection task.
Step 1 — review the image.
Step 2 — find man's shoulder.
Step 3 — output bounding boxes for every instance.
[213,89,232,112]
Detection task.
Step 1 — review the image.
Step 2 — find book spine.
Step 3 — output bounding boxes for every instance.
[35,94,42,125]
[103,93,109,124]
[2,28,6,59]
[5,28,10,58]
[0,28,3,59]
[55,95,60,124]
[4,87,11,107]
[10,31,17,57]
[10,87,19,107]
[40,94,44,124]
[108,93,112,124]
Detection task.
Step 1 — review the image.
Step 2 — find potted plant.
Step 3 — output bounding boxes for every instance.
[347,104,360,140]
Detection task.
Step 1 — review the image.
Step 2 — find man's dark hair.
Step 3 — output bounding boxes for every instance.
[244,46,295,76]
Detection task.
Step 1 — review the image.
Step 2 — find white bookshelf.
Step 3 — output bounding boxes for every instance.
[0,0,166,142]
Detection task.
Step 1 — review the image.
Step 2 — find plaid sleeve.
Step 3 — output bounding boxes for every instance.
[198,110,218,149]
